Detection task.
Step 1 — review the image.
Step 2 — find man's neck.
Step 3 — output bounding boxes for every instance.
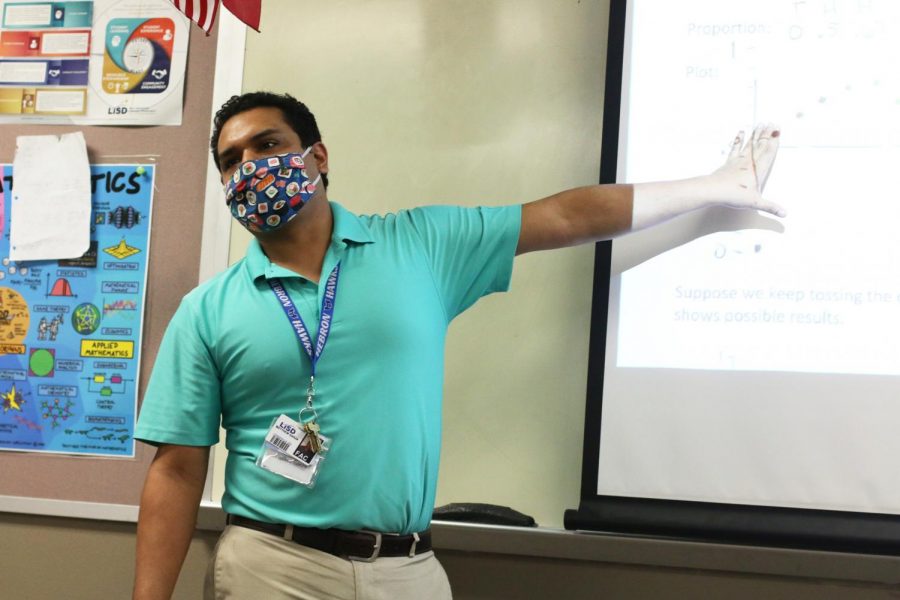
[256,196,333,283]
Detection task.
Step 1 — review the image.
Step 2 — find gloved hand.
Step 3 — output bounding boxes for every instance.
[631,123,785,231]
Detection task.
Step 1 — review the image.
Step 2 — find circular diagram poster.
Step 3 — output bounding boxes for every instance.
[87,0,189,124]
[102,18,175,94]
[0,0,190,125]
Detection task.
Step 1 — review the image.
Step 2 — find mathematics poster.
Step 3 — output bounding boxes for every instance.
[0,0,189,125]
[0,163,153,457]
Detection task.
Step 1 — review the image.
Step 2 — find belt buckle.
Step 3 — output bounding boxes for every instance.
[348,531,382,562]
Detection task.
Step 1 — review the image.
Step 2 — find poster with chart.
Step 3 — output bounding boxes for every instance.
[0,0,189,125]
[0,163,153,457]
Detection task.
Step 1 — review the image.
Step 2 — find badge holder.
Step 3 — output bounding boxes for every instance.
[256,410,330,488]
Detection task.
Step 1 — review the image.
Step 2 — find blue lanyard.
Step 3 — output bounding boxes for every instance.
[268,262,341,378]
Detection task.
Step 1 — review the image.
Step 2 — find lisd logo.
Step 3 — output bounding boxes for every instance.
[277,422,297,436]
[108,106,128,115]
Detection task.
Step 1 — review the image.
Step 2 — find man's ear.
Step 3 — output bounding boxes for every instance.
[310,142,329,176]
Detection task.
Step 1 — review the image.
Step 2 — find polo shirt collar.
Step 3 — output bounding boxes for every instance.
[331,201,374,246]
[246,201,373,281]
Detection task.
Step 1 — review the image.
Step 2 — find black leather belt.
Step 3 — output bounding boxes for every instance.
[226,514,432,561]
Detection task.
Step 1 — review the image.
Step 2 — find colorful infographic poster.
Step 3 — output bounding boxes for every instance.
[0,164,153,457]
[0,0,188,125]
[2,1,93,29]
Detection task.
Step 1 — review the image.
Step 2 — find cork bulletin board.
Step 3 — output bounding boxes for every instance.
[0,24,219,510]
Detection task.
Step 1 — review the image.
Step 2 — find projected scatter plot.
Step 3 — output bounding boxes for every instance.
[615,0,900,375]
[650,1,900,151]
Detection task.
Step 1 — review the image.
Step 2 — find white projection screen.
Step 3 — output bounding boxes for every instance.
[565,0,900,553]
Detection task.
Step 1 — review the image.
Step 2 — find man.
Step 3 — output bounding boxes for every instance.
[133,92,782,600]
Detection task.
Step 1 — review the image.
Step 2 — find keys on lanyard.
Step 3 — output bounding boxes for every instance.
[304,421,322,453]
[301,375,323,454]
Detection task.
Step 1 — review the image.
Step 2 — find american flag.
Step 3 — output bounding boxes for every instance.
[169,0,261,34]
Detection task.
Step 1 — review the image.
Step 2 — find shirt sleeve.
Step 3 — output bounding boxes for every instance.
[134,297,221,446]
[405,204,522,319]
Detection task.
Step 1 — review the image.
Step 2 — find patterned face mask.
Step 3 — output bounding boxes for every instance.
[224,148,321,233]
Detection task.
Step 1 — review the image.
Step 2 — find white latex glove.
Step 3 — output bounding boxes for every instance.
[631,123,785,231]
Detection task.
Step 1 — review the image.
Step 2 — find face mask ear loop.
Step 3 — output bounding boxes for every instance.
[303,174,322,200]
[301,148,322,193]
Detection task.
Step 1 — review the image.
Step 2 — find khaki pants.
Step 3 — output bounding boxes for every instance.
[204,525,453,600]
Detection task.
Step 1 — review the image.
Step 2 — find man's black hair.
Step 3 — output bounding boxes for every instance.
[210,91,328,187]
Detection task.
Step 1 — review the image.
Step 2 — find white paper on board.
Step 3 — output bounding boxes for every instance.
[10,132,91,261]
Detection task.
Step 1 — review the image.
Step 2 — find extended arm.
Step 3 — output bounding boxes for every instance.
[133,444,210,600]
[517,124,783,255]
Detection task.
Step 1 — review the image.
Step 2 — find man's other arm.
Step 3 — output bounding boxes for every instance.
[517,125,784,255]
[133,444,210,600]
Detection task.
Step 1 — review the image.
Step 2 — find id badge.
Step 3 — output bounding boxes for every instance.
[256,414,331,488]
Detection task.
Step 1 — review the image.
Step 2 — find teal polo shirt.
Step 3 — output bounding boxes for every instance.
[135,201,521,534]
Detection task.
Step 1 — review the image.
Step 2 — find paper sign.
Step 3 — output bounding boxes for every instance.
[10,132,90,260]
